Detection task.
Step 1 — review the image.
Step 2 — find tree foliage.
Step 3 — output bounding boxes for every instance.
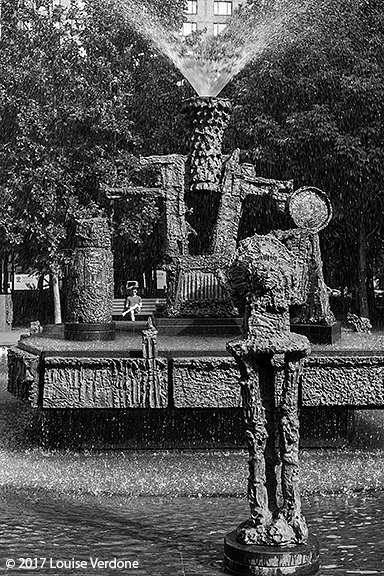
[3,0,383,320]
[225,0,384,317]
[0,0,187,287]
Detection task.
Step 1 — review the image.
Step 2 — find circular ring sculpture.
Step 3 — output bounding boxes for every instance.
[289,186,332,232]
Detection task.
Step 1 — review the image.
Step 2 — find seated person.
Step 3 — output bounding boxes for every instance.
[122,288,142,321]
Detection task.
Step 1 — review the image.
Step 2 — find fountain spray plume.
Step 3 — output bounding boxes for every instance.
[111,0,314,98]
[178,0,309,97]
[108,0,189,76]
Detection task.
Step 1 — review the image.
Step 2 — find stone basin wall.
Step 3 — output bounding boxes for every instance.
[6,329,384,448]
[8,340,384,411]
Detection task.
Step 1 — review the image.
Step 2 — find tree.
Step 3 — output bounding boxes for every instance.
[0,0,187,321]
[225,0,384,319]
[0,0,105,320]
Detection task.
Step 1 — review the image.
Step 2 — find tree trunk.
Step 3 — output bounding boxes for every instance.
[358,215,369,318]
[367,260,376,322]
[51,273,62,324]
[37,275,44,323]
[2,252,9,293]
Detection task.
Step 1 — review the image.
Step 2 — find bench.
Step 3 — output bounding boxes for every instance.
[112,298,165,319]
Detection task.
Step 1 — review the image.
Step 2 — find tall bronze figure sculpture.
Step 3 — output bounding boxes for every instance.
[224,230,322,573]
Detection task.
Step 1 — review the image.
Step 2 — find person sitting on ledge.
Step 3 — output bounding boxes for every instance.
[122,288,142,321]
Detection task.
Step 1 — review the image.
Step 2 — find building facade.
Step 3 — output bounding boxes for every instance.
[181,0,243,36]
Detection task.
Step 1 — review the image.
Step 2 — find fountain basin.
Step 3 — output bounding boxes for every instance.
[7,327,384,412]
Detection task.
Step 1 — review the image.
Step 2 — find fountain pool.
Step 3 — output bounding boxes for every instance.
[1,489,384,575]
[1,350,384,575]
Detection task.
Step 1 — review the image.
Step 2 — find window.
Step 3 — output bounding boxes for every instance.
[186,0,197,15]
[213,23,227,35]
[181,21,197,36]
[213,1,232,16]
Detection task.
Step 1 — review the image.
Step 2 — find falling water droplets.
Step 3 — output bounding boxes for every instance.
[114,0,312,97]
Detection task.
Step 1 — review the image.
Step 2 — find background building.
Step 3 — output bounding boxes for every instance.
[181,0,243,36]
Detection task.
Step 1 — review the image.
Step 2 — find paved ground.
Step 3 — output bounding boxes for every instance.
[0,328,28,347]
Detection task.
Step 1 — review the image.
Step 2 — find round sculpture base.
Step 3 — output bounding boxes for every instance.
[223,531,319,576]
[64,323,116,341]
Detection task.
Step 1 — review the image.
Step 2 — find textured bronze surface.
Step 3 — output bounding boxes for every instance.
[164,254,237,317]
[289,187,332,232]
[224,531,319,575]
[303,354,384,406]
[64,322,116,341]
[128,149,335,324]
[274,229,335,327]
[66,217,114,327]
[42,356,167,409]
[9,332,384,409]
[184,97,231,193]
[227,233,311,547]
[173,357,240,408]
[7,347,39,407]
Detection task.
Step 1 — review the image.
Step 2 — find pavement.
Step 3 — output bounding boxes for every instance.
[0,328,29,347]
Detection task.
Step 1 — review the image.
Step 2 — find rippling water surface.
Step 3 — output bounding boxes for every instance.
[1,350,384,575]
[1,489,384,575]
